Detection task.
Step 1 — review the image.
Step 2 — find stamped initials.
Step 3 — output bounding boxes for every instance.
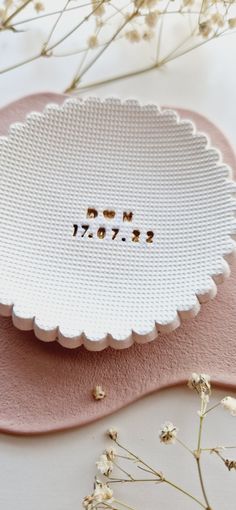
[73,207,155,245]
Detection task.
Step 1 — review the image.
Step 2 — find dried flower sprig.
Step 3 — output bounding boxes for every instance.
[83,479,114,509]
[84,373,236,509]
[221,396,236,416]
[0,0,236,92]
[159,421,178,444]
[92,385,106,400]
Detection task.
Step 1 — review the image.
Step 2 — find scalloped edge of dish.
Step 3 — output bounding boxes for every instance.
[0,96,236,350]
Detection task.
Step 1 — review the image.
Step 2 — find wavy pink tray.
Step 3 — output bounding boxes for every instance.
[0,93,236,435]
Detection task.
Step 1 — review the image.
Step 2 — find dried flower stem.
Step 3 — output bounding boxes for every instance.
[0,54,40,75]
[114,500,137,510]
[160,27,228,66]
[53,35,124,58]
[109,477,207,508]
[2,0,32,28]
[164,479,206,509]
[101,500,137,510]
[176,437,195,456]
[10,5,209,30]
[112,461,134,480]
[71,63,157,92]
[203,402,220,415]
[109,478,159,483]
[86,374,236,509]
[70,1,130,85]
[114,439,162,478]
[46,0,106,54]
[195,411,212,510]
[157,27,197,66]
[1,0,236,93]
[65,1,142,92]
[43,0,70,52]
[156,0,171,61]
[112,439,207,508]
[202,446,236,451]
[12,1,99,27]
[69,26,235,93]
[0,0,107,74]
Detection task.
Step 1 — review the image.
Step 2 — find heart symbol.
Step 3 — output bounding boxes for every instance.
[103,210,116,219]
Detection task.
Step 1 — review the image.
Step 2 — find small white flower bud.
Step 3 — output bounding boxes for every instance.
[92,385,106,400]
[107,427,118,440]
[159,421,178,445]
[96,454,113,476]
[221,396,236,416]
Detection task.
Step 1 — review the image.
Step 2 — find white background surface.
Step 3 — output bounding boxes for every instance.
[0,2,236,509]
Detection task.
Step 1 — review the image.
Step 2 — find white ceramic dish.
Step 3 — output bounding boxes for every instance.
[0,97,235,350]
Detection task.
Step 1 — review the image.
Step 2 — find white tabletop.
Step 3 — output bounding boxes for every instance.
[0,3,236,509]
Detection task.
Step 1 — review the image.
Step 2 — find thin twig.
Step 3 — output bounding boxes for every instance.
[202,446,236,451]
[65,0,145,91]
[114,500,137,510]
[66,63,157,92]
[12,1,101,27]
[3,0,32,27]
[43,0,71,52]
[54,35,124,58]
[176,437,194,456]
[109,478,162,483]
[114,439,163,479]
[112,461,134,480]
[46,0,106,53]
[203,402,220,416]
[0,53,40,75]
[195,405,212,510]
[111,440,207,508]
[0,0,107,75]
[159,28,231,66]
[67,1,129,87]
[137,465,157,476]
[156,0,171,61]
[157,27,197,66]
[164,479,207,509]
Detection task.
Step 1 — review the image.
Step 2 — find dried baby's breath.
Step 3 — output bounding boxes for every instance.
[91,0,105,17]
[4,0,13,8]
[228,17,236,28]
[211,12,224,27]
[83,480,113,508]
[107,427,118,440]
[142,29,155,40]
[0,0,236,92]
[92,385,106,400]
[134,0,158,7]
[188,373,211,397]
[87,34,99,49]
[105,447,117,461]
[159,421,178,444]
[34,1,44,13]
[183,0,194,6]
[199,20,212,38]
[225,459,236,471]
[125,29,141,43]
[85,374,236,509]
[145,10,159,27]
[221,396,236,416]
[96,453,113,476]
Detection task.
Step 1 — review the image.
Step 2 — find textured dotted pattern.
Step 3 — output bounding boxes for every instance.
[0,98,235,348]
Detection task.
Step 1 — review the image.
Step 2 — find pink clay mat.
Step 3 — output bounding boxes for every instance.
[0,93,236,436]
